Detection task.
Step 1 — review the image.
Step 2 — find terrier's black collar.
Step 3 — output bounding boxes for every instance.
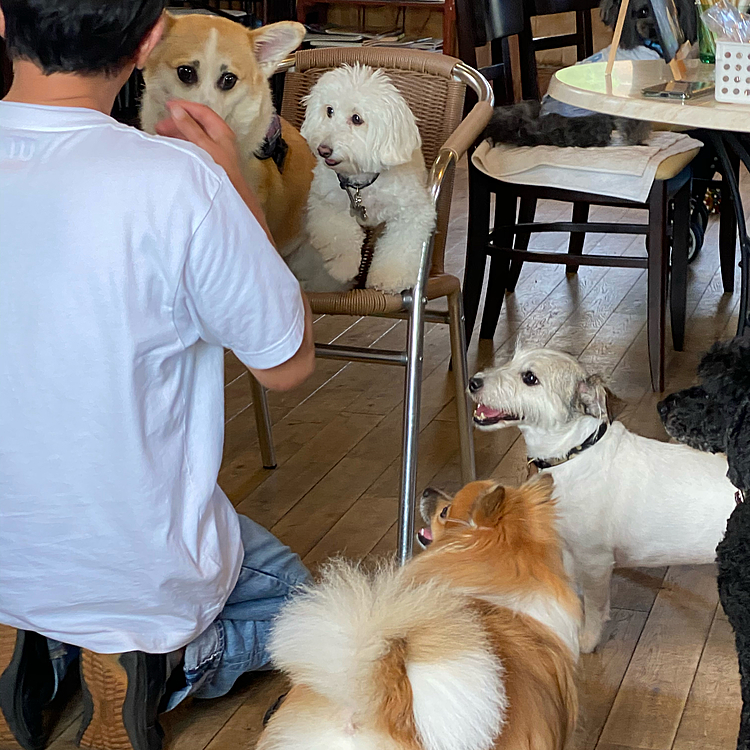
[254,112,288,173]
[530,421,609,470]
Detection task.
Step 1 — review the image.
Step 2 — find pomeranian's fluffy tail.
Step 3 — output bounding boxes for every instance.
[268,560,507,750]
[484,100,651,147]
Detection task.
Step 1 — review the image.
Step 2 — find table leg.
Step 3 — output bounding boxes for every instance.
[705,132,750,336]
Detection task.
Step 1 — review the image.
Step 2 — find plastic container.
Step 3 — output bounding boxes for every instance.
[715,40,750,101]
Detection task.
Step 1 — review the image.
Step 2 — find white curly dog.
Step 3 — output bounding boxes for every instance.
[287,64,436,294]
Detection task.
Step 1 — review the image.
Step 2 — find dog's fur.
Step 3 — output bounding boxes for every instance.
[287,64,436,294]
[140,13,315,252]
[659,338,750,750]
[484,100,651,148]
[470,348,737,653]
[600,0,697,51]
[257,476,580,750]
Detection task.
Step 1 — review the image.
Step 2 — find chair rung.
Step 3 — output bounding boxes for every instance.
[486,248,649,269]
[493,222,649,236]
[315,343,407,366]
[532,33,579,51]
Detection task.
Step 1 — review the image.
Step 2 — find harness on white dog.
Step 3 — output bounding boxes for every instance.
[254,112,288,173]
[529,421,609,470]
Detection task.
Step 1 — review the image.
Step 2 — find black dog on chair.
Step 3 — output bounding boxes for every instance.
[659,338,750,750]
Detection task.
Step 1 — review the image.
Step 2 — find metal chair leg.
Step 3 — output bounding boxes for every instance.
[448,289,476,485]
[249,374,277,469]
[397,291,427,565]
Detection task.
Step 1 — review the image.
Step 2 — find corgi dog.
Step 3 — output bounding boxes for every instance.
[140,13,315,252]
[257,475,580,750]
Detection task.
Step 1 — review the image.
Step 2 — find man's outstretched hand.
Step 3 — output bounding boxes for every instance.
[155,100,272,240]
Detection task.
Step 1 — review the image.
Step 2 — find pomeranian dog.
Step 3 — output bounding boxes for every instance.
[257,475,580,750]
[140,13,315,252]
[287,64,436,294]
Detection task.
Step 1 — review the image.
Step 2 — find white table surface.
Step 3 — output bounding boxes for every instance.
[548,59,750,133]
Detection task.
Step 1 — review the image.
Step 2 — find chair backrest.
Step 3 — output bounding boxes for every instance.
[519,0,599,98]
[280,47,468,276]
[455,0,522,106]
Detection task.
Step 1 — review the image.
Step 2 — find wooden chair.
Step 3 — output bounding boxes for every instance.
[250,47,493,563]
[456,0,698,391]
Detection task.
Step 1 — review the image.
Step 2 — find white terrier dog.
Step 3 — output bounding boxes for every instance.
[469,348,737,653]
[287,64,436,294]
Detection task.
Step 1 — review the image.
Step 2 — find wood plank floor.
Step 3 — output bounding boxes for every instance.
[48,161,744,750]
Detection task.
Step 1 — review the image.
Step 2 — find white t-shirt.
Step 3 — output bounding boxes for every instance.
[0,102,305,654]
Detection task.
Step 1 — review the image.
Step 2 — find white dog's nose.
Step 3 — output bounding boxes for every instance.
[317,144,332,158]
[468,376,484,394]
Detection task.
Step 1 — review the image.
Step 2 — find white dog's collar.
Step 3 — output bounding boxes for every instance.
[529,421,609,470]
[337,172,379,224]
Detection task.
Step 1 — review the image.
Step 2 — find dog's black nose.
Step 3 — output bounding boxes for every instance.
[468,376,484,393]
[317,144,332,158]
[657,399,669,417]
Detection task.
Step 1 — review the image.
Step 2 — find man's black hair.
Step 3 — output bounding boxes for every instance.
[1,0,166,76]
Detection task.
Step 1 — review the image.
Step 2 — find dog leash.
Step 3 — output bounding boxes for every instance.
[529,421,609,470]
[337,173,381,288]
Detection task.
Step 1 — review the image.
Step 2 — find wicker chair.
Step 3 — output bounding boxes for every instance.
[249,47,493,563]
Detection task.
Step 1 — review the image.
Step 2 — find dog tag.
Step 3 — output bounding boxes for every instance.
[346,187,367,223]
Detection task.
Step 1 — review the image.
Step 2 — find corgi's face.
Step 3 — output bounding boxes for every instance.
[140,14,304,152]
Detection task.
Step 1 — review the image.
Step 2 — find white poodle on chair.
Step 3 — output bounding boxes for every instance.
[288,64,436,294]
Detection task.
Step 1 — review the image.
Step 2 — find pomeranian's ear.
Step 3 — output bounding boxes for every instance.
[520,473,554,505]
[470,484,506,525]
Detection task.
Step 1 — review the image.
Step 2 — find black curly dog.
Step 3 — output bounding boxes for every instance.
[659,338,750,750]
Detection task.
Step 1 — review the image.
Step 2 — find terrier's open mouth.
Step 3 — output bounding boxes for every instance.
[324,157,341,167]
[416,527,433,548]
[473,404,520,426]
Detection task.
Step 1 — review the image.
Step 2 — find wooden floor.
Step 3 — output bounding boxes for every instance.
[47,161,744,750]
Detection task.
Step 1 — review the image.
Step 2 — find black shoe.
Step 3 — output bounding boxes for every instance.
[77,650,167,750]
[263,692,288,727]
[0,625,55,750]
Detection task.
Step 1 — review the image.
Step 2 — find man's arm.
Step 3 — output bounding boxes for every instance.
[156,100,315,392]
[251,292,315,391]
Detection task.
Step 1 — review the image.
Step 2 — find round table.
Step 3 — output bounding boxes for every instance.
[549,58,750,334]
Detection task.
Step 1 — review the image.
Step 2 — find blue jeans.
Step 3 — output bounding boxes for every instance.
[48,513,311,709]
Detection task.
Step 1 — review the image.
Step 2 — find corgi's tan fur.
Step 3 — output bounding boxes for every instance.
[140,13,314,251]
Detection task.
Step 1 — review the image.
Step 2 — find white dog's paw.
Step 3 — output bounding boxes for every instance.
[324,249,361,285]
[578,622,605,653]
[366,249,420,294]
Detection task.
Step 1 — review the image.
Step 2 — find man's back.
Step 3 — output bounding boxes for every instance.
[0,102,305,653]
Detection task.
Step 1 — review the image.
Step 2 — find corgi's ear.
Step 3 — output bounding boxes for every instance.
[470,484,506,525]
[162,11,176,32]
[250,21,305,78]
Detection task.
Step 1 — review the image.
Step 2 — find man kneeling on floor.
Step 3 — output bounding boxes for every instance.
[0,2,316,749]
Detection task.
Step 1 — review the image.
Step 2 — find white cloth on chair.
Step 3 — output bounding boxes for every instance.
[471,131,703,203]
